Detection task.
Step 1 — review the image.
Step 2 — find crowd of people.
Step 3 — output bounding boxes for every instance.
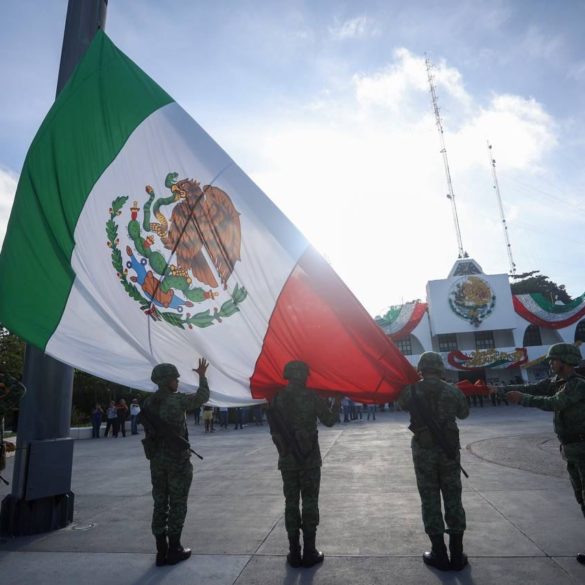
[90,398,141,438]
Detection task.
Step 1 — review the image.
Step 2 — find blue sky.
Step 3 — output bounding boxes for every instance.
[1,0,584,314]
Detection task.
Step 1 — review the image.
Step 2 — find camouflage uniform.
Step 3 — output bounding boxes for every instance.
[502,344,585,514]
[142,363,209,565]
[269,361,340,567]
[398,352,469,571]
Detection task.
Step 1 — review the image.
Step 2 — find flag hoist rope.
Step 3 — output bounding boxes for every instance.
[145,163,235,357]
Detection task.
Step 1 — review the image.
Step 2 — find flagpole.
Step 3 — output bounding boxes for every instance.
[0,0,108,537]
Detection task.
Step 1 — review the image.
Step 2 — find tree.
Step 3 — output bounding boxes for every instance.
[510,272,572,304]
[0,326,25,377]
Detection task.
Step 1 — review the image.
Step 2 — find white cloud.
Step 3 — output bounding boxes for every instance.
[353,49,473,118]
[0,168,18,247]
[329,15,377,40]
[450,94,557,173]
[216,49,562,313]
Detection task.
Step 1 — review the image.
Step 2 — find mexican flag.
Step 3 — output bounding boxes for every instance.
[0,32,417,405]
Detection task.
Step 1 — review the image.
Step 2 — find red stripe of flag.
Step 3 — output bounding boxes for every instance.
[250,246,418,402]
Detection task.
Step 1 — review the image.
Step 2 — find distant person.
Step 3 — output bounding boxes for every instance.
[202,405,214,433]
[116,398,129,437]
[141,359,210,566]
[104,401,118,437]
[219,406,228,429]
[398,352,469,571]
[267,361,341,568]
[91,403,104,438]
[491,343,585,565]
[233,407,244,430]
[130,398,141,435]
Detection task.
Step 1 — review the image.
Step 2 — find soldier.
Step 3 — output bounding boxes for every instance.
[268,361,341,568]
[141,358,210,567]
[0,368,25,481]
[494,343,585,564]
[398,352,469,571]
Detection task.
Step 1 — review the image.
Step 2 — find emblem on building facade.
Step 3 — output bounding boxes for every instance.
[448,276,495,327]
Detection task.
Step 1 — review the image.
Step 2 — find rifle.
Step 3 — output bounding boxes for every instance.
[265,405,307,466]
[410,385,469,479]
[140,407,203,460]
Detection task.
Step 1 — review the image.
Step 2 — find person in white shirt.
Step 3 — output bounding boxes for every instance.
[130,398,141,435]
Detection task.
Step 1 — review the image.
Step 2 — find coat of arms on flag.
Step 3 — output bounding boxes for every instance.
[106,172,247,329]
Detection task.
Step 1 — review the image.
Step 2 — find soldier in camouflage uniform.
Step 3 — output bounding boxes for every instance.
[398,352,469,571]
[141,359,210,566]
[496,343,585,565]
[0,368,25,479]
[269,361,341,568]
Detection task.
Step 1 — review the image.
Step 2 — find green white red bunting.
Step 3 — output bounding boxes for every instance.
[513,293,585,329]
[375,302,427,339]
[0,32,417,405]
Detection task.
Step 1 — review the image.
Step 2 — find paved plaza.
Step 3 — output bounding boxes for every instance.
[1,406,585,584]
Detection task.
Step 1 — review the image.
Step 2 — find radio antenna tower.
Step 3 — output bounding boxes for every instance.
[425,57,467,258]
[487,141,517,275]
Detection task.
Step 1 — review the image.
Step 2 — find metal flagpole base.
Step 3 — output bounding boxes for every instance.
[1,492,74,537]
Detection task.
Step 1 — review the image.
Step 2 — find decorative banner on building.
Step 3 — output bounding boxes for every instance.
[448,348,528,370]
[513,293,585,329]
[448,276,496,327]
[375,301,427,339]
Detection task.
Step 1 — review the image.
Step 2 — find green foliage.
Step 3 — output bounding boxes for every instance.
[0,326,25,378]
[510,272,572,304]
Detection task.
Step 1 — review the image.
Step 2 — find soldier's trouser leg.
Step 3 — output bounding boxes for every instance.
[281,470,302,533]
[563,448,585,565]
[150,457,193,537]
[439,453,466,534]
[300,468,321,532]
[565,457,585,515]
[167,459,193,538]
[151,458,170,536]
[413,448,445,535]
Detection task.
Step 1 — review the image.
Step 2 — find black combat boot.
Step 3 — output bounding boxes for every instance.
[577,553,585,565]
[422,534,450,571]
[155,533,168,567]
[287,531,302,567]
[302,530,324,567]
[166,534,192,565]
[449,533,468,571]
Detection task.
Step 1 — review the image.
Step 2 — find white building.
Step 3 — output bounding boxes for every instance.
[376,258,585,385]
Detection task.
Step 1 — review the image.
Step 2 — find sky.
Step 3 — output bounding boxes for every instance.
[1,0,584,317]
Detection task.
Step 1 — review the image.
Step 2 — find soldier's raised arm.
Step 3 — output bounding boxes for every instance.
[188,358,210,408]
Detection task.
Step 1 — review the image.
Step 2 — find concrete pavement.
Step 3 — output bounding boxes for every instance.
[1,406,584,584]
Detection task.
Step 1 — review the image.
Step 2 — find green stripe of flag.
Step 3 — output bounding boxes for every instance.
[0,30,173,349]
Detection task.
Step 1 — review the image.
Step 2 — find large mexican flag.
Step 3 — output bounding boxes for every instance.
[0,31,417,405]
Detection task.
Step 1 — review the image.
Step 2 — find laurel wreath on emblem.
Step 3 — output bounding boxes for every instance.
[448,276,495,328]
[106,172,248,329]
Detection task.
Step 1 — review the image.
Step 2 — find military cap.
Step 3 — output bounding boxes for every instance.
[546,343,582,366]
[151,363,180,384]
[283,361,309,380]
[417,351,445,373]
